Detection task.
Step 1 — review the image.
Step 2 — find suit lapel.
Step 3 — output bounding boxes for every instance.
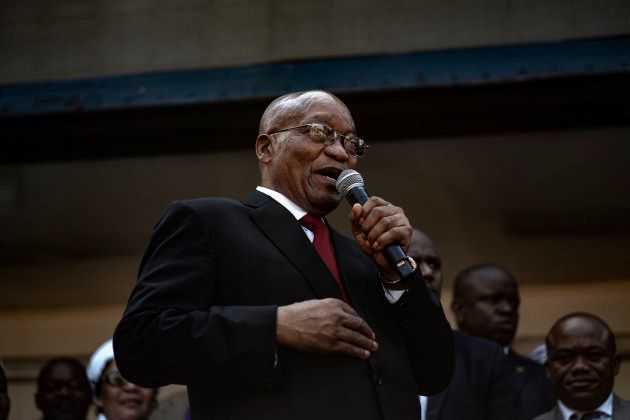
[506,351,530,391]
[244,191,344,301]
[426,392,446,420]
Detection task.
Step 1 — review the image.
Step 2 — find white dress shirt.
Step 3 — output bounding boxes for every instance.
[558,393,613,420]
[256,186,404,303]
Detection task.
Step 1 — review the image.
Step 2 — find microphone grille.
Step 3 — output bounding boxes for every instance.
[336,169,364,196]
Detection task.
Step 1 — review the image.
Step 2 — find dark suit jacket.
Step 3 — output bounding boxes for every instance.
[426,330,522,420]
[506,351,556,419]
[113,192,454,420]
[532,394,630,420]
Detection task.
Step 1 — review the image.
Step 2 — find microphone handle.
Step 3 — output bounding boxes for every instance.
[345,187,416,280]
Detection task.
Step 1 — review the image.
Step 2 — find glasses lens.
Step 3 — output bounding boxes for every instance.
[105,371,128,387]
[345,136,367,156]
[309,124,334,144]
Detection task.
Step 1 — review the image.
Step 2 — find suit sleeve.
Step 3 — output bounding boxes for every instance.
[486,347,523,420]
[113,201,278,388]
[389,273,455,395]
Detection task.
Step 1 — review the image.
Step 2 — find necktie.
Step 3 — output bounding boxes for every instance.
[300,214,348,302]
[570,411,608,420]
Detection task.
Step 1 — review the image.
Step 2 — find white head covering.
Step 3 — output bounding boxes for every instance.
[86,339,114,390]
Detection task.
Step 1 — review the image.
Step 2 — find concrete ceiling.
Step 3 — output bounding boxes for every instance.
[1,124,629,310]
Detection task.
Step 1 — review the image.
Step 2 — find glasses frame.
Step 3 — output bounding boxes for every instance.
[268,123,368,157]
[103,371,130,388]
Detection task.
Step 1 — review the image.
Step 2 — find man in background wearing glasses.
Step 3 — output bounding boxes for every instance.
[114,90,454,420]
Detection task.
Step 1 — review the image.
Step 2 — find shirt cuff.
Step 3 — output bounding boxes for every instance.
[382,285,406,303]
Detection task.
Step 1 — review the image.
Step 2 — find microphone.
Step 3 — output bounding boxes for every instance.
[336,169,416,280]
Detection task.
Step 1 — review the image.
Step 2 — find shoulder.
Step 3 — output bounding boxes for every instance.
[161,197,246,220]
[614,394,630,415]
[509,351,546,371]
[453,330,503,356]
[531,407,556,420]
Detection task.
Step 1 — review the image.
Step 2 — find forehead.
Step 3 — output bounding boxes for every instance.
[551,318,610,349]
[408,234,439,260]
[42,362,84,381]
[280,92,354,128]
[466,269,517,296]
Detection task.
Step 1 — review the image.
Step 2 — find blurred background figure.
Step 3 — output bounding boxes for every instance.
[410,229,522,420]
[35,357,91,420]
[451,264,555,419]
[534,313,630,420]
[87,339,157,420]
[0,362,10,420]
[529,343,548,365]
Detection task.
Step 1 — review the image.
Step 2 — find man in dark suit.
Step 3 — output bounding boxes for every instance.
[409,229,521,420]
[113,90,454,420]
[534,313,630,420]
[451,264,555,419]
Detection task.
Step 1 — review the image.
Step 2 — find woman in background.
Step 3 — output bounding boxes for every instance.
[87,339,157,420]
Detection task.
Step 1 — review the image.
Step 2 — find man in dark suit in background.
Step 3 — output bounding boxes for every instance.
[451,264,555,419]
[113,90,454,420]
[409,229,521,420]
[534,313,630,420]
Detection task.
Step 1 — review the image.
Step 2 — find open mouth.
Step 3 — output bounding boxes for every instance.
[317,167,343,183]
[120,396,143,407]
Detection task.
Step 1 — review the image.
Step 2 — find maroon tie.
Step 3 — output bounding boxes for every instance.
[300,214,348,302]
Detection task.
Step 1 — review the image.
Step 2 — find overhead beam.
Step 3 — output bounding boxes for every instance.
[1,36,629,164]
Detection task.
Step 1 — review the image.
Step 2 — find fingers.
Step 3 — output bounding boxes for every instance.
[276,299,378,359]
[355,197,411,251]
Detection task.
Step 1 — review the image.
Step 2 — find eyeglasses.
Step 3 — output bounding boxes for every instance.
[268,123,368,157]
[103,371,130,388]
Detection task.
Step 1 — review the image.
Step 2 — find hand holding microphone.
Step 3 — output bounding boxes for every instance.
[336,170,416,283]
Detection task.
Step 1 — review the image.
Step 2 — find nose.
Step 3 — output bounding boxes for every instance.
[570,355,591,373]
[122,381,140,391]
[420,262,434,280]
[57,386,71,397]
[497,299,515,315]
[324,135,350,161]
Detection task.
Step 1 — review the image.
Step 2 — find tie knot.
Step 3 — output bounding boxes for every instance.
[300,214,325,232]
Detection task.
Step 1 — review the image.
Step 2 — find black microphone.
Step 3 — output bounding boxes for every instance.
[336,169,416,280]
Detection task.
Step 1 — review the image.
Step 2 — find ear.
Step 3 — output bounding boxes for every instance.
[256,134,273,164]
[451,298,464,328]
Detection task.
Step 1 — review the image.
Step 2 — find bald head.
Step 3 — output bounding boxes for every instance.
[259,90,351,135]
[453,264,515,299]
[451,264,520,346]
[545,313,620,412]
[408,229,443,296]
[255,90,358,216]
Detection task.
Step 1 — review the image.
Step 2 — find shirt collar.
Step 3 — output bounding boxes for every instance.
[256,186,307,221]
[557,393,613,420]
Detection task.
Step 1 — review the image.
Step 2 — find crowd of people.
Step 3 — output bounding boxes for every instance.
[0,339,158,420]
[0,90,627,420]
